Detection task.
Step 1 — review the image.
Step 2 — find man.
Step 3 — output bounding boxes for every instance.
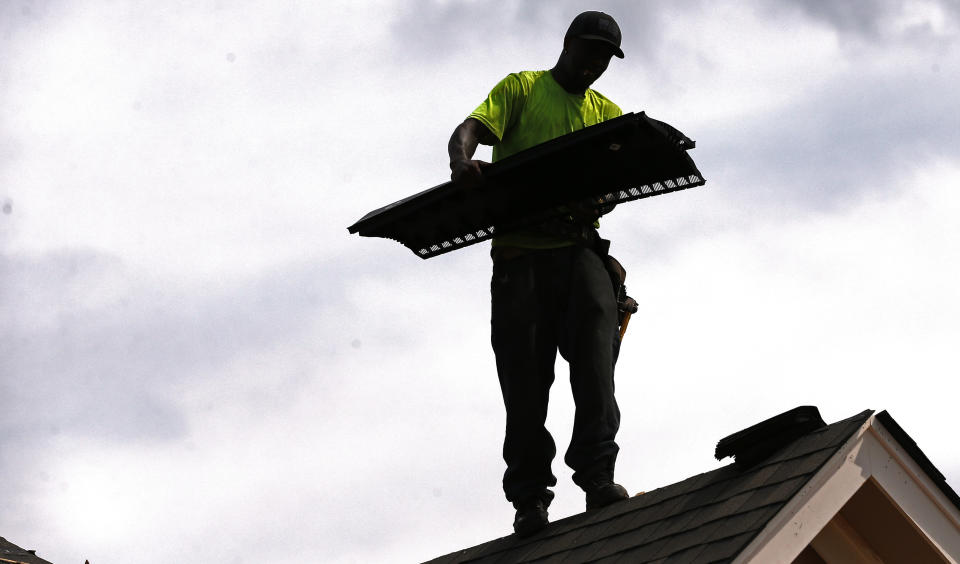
[447,11,630,537]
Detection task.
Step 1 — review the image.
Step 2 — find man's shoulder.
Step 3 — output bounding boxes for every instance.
[586,87,619,107]
[586,87,623,118]
[499,70,549,90]
[483,70,552,105]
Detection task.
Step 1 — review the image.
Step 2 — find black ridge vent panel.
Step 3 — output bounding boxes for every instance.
[348,112,706,259]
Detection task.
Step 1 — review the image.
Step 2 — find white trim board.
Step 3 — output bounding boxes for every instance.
[733,414,960,563]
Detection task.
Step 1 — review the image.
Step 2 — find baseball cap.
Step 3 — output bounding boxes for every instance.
[565,11,624,59]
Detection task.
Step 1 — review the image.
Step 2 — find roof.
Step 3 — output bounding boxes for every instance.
[0,537,54,564]
[427,409,874,564]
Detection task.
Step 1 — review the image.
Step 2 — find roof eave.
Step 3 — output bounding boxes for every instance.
[733,413,960,563]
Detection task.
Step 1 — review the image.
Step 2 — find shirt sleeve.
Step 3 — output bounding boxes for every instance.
[468,73,526,142]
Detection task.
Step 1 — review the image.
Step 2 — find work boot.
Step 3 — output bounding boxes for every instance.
[585,481,629,511]
[512,497,549,537]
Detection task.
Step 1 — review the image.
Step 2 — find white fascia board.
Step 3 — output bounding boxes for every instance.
[733,415,960,564]
[866,418,960,560]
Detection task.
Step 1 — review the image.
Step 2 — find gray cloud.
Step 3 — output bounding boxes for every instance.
[0,245,402,560]
[0,247,383,445]
[702,62,959,211]
[388,0,675,64]
[761,0,960,45]
[0,245,382,487]
[0,1,57,41]
[776,0,903,38]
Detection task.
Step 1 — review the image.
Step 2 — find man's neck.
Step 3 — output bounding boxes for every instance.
[550,66,586,95]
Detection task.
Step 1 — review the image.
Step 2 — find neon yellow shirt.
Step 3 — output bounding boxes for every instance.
[468,70,622,249]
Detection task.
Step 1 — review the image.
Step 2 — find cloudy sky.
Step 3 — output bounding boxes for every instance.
[2,1,959,562]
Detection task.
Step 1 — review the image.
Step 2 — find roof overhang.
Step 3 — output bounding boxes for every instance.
[734,412,960,563]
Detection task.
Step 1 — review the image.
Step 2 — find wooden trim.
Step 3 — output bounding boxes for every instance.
[809,514,884,563]
[734,415,960,563]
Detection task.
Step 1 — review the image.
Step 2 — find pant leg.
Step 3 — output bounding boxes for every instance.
[557,246,622,488]
[491,253,559,503]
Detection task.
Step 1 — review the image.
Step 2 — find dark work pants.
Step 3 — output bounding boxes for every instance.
[491,245,621,504]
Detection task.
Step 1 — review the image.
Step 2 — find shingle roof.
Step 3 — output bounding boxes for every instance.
[426,409,874,564]
[0,537,54,564]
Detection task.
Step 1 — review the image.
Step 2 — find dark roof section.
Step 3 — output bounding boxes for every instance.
[426,409,874,564]
[0,537,54,564]
[715,406,827,468]
[875,410,960,513]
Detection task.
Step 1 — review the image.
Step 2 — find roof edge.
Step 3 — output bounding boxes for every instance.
[874,410,960,514]
[732,410,876,563]
[736,409,960,563]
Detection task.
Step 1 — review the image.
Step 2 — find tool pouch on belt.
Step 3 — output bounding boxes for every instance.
[604,255,639,329]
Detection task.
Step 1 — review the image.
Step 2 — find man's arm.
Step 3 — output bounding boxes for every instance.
[448,118,496,186]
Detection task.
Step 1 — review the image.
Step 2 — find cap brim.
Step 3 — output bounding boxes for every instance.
[577,34,625,58]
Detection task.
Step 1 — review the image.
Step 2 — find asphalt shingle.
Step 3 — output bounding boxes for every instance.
[425,409,873,564]
[0,537,55,564]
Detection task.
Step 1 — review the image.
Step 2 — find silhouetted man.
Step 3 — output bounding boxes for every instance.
[448,11,630,537]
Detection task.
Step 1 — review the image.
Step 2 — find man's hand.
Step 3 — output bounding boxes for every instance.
[450,157,490,188]
[448,118,496,188]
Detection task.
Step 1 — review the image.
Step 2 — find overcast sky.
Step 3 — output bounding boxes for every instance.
[2,1,959,562]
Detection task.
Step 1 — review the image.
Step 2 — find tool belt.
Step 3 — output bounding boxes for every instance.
[491,216,639,332]
[536,216,610,257]
[488,215,604,263]
[544,218,639,331]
